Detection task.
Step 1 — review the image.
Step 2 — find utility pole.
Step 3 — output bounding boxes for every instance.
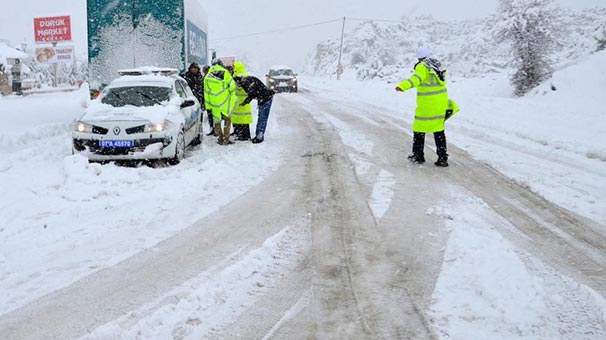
[132,0,138,67]
[337,16,346,80]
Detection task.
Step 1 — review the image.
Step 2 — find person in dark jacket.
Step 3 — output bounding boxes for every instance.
[233,75,275,144]
[181,62,204,104]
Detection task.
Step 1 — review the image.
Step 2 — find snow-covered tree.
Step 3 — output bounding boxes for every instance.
[596,22,606,51]
[494,0,562,96]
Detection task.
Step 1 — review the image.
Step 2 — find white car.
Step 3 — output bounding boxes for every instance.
[73,68,203,164]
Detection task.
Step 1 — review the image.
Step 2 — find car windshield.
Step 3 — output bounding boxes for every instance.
[101,86,171,107]
[270,69,294,76]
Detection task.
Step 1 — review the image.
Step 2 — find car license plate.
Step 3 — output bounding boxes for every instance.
[279,82,288,87]
[99,140,134,148]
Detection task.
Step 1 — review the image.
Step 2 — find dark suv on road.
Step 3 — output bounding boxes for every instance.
[266,67,298,93]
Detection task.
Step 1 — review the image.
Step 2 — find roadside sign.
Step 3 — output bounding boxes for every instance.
[35,45,74,64]
[34,16,72,43]
[219,57,235,67]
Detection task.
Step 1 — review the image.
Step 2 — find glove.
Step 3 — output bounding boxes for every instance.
[395,87,403,92]
[445,110,453,121]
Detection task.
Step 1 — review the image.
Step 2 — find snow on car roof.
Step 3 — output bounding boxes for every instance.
[108,74,176,89]
[269,65,294,71]
[118,66,179,76]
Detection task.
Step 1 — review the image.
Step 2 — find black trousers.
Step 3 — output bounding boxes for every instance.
[206,110,214,130]
[412,131,448,160]
[233,124,251,140]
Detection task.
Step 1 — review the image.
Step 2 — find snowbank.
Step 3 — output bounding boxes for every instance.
[0,91,286,315]
[429,192,606,340]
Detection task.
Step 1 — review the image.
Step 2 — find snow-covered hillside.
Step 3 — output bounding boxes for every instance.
[308,8,606,81]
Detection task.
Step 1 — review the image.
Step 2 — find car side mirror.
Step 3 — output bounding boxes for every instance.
[265,74,270,77]
[181,99,195,108]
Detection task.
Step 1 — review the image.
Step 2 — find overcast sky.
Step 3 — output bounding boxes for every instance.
[0,0,603,71]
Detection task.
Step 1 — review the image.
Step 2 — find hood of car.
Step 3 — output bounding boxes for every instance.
[269,75,295,80]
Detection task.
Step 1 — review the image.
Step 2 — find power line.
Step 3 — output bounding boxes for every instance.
[210,18,343,42]
[345,17,404,24]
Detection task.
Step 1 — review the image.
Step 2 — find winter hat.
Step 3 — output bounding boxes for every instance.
[189,62,200,70]
[211,58,224,67]
[416,47,431,59]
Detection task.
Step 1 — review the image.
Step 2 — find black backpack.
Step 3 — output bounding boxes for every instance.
[416,58,446,82]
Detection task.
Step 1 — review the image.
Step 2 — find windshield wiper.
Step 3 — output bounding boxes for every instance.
[111,91,126,105]
[136,90,164,106]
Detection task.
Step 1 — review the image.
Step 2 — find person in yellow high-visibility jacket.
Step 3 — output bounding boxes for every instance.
[204,59,237,145]
[396,47,460,167]
[231,61,253,141]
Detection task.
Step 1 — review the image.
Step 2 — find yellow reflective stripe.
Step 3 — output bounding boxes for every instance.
[417,89,448,96]
[208,95,231,109]
[412,74,422,83]
[232,111,252,116]
[405,79,414,88]
[420,83,442,87]
[415,115,446,121]
[206,87,229,96]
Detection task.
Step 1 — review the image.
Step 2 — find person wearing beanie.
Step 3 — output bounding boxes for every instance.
[181,62,205,110]
[395,47,460,167]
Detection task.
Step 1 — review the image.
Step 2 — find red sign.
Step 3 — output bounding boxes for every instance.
[34,16,72,43]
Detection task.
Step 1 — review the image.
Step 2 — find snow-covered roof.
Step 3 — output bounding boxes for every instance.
[0,43,28,62]
[108,74,176,89]
[117,67,179,76]
[269,65,294,71]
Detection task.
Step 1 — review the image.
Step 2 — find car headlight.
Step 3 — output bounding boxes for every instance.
[144,121,173,133]
[268,78,275,83]
[75,121,93,133]
[292,77,298,82]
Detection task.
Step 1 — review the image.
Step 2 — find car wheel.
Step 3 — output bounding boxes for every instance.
[191,120,202,146]
[168,131,186,165]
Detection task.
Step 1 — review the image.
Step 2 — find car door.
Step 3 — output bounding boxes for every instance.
[175,80,198,144]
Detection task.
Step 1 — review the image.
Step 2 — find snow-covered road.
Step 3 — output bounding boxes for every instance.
[1,75,605,339]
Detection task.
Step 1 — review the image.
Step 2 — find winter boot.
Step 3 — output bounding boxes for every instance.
[434,158,449,167]
[411,132,426,163]
[434,131,448,167]
[214,124,224,145]
[223,118,233,145]
[407,154,425,164]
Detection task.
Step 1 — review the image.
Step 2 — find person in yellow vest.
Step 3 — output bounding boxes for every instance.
[204,59,237,145]
[231,62,253,141]
[396,47,460,167]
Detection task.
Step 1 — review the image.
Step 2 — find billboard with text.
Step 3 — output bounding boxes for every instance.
[34,16,72,43]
